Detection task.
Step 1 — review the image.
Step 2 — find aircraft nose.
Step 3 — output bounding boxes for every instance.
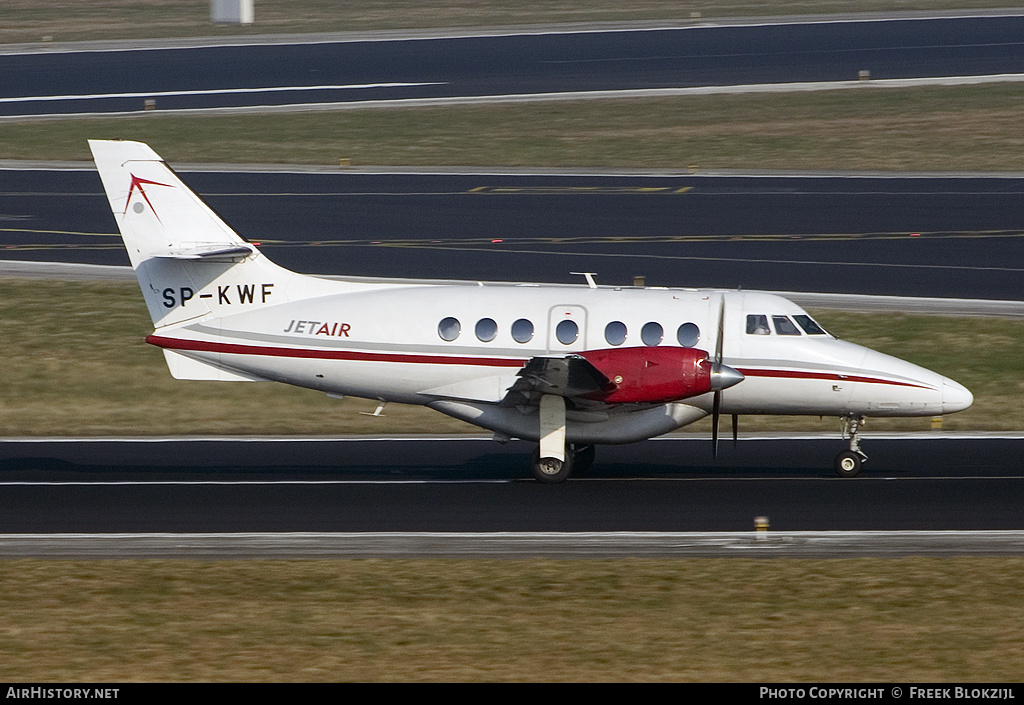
[942,379,973,414]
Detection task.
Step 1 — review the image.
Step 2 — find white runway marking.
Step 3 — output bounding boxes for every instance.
[0,480,510,486]
[6,75,1023,120]
[0,82,445,104]
[3,473,1023,487]
[1,531,1023,558]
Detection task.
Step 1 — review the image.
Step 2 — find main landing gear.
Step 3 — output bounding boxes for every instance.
[530,394,598,483]
[531,443,595,484]
[835,415,868,478]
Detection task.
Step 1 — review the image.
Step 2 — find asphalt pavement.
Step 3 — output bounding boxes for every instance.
[3,168,1023,299]
[1,435,1022,533]
[3,15,1023,116]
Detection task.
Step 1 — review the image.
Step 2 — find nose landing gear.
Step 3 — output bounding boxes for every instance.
[835,415,868,478]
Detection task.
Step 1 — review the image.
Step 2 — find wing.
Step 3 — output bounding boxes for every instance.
[501,355,614,408]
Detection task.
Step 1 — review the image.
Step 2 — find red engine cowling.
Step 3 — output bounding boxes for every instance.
[578,346,713,403]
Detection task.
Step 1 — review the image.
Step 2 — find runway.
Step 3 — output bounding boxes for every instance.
[1,436,1022,541]
[3,15,1023,117]
[4,168,1024,299]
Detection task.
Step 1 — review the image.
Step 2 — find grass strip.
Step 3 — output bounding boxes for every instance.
[5,83,1024,172]
[1,1,1015,44]
[1,557,1023,682]
[0,278,1013,436]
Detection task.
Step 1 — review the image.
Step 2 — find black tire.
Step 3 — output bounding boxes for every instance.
[834,450,863,478]
[531,447,573,484]
[570,444,596,475]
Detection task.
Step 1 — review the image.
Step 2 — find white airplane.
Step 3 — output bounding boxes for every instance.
[89,139,973,483]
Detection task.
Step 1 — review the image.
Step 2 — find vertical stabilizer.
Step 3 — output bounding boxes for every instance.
[89,140,245,266]
[89,139,311,328]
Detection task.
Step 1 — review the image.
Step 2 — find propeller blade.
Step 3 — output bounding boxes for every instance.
[732,413,739,448]
[711,294,725,459]
[712,391,721,458]
[713,294,725,370]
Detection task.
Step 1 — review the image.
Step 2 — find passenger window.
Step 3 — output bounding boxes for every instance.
[511,318,534,343]
[746,314,770,335]
[772,315,801,335]
[793,314,827,335]
[438,317,461,341]
[605,321,627,346]
[475,318,497,342]
[676,322,700,347]
[641,322,663,346]
[556,319,579,345]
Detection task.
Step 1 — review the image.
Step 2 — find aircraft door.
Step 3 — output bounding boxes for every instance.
[547,305,588,354]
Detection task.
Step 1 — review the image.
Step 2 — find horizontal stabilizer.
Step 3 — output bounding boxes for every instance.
[155,243,256,261]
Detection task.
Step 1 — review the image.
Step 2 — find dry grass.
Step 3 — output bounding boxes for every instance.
[5,84,1024,172]
[1,1,1014,44]
[1,558,1022,682]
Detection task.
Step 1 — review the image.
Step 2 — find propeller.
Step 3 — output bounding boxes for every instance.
[710,294,745,458]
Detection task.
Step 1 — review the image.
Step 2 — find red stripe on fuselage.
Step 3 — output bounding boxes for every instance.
[735,367,931,390]
[146,335,527,368]
[147,336,933,389]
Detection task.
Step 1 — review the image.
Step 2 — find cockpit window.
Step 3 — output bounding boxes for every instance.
[772,315,801,335]
[793,314,828,335]
[746,314,770,335]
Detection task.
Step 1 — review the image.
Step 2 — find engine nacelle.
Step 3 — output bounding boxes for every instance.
[578,346,714,403]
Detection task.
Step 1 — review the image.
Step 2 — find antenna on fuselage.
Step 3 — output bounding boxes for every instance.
[570,272,598,288]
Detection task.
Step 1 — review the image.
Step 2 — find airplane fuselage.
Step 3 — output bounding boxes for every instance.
[147,283,972,443]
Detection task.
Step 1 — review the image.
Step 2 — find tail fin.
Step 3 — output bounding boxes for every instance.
[89,139,249,266]
[89,139,305,328]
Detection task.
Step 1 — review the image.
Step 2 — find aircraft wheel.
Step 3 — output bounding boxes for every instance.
[570,444,596,475]
[834,451,863,478]
[531,447,573,484]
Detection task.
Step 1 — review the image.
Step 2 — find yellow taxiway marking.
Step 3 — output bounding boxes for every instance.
[0,227,118,238]
[468,186,691,195]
